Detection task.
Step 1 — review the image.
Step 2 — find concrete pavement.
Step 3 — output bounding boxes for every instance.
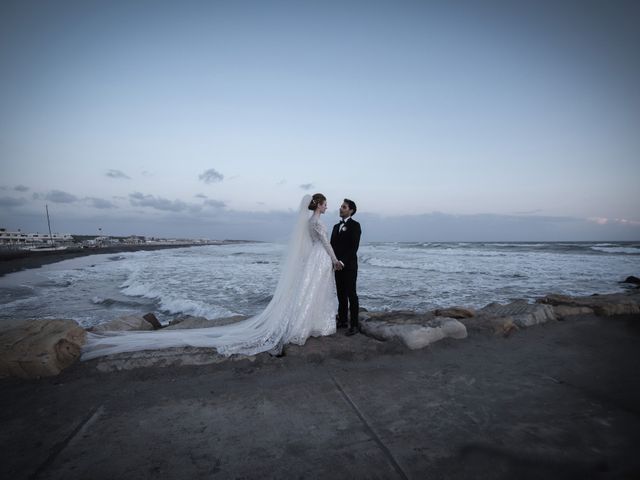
[2,314,639,479]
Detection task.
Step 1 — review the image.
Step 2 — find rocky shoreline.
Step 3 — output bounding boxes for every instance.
[1,284,639,479]
[2,285,638,379]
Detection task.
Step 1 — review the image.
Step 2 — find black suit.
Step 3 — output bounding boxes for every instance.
[330,217,362,330]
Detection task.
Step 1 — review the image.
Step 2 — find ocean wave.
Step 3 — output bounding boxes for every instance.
[372,242,640,256]
[0,296,38,310]
[91,296,117,306]
[119,273,238,319]
[3,240,639,328]
[157,295,236,319]
[488,243,546,248]
[0,285,35,305]
[90,296,151,308]
[120,282,158,298]
[363,257,426,270]
[590,246,640,255]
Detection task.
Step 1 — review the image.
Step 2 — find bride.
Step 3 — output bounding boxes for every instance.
[81,193,342,360]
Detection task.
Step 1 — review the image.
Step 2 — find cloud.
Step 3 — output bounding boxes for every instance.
[194,193,208,199]
[85,197,117,209]
[276,179,286,186]
[45,190,78,203]
[141,170,153,177]
[129,192,189,212]
[512,209,543,215]
[299,183,314,191]
[204,198,226,208]
[589,216,640,227]
[199,168,224,184]
[614,218,640,226]
[14,185,29,192]
[106,169,131,179]
[0,196,26,207]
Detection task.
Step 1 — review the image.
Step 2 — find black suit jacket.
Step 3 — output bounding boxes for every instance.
[330,218,362,271]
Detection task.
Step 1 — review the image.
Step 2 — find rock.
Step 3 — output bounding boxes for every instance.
[142,313,162,329]
[433,307,475,319]
[622,275,640,286]
[360,313,467,350]
[90,315,155,333]
[164,315,247,330]
[0,319,86,378]
[360,310,436,324]
[552,305,594,320]
[92,346,255,372]
[538,292,640,317]
[594,303,640,317]
[477,300,556,328]
[461,316,518,337]
[538,294,574,306]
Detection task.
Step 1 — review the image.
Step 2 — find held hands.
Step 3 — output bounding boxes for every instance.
[333,260,344,271]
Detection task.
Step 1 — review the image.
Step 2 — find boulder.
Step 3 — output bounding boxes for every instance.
[594,302,640,317]
[165,315,247,330]
[552,305,594,320]
[360,310,436,324]
[359,312,467,350]
[142,313,162,329]
[90,315,156,333]
[477,300,556,328]
[622,275,640,286]
[433,307,476,319]
[91,346,255,372]
[460,315,518,337]
[0,319,86,378]
[538,292,640,317]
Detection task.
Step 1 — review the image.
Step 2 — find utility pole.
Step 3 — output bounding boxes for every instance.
[46,204,53,245]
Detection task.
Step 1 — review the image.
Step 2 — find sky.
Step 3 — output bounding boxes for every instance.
[1,0,639,241]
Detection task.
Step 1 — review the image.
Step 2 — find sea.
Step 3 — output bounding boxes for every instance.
[0,241,638,329]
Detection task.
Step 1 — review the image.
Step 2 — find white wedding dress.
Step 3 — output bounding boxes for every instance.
[81,195,338,360]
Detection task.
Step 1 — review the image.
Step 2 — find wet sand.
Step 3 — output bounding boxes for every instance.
[1,313,639,479]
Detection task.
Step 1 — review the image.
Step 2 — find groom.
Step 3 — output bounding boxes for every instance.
[330,198,362,336]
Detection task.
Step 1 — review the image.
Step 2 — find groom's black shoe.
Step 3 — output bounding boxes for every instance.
[345,327,357,336]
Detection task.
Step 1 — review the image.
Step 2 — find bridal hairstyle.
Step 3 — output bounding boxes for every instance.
[344,198,357,215]
[308,193,326,211]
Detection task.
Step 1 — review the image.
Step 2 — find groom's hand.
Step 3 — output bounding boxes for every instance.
[333,261,343,271]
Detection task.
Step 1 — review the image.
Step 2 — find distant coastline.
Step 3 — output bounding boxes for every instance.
[0,241,255,277]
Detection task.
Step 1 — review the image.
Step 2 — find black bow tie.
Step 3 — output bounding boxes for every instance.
[339,220,345,224]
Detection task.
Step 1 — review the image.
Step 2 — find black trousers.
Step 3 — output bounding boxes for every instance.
[335,268,359,329]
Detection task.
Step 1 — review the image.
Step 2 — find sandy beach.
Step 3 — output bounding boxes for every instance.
[1,310,639,479]
[0,243,242,277]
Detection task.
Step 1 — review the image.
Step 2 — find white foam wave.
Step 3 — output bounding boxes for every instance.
[158,296,235,318]
[590,246,640,254]
[365,257,423,270]
[121,282,159,298]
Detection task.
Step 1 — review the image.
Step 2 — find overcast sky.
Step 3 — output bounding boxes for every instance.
[1,0,639,241]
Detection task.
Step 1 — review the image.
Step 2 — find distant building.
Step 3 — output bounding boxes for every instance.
[125,235,146,244]
[0,228,74,247]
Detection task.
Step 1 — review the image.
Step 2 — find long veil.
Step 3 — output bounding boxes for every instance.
[81,195,313,360]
